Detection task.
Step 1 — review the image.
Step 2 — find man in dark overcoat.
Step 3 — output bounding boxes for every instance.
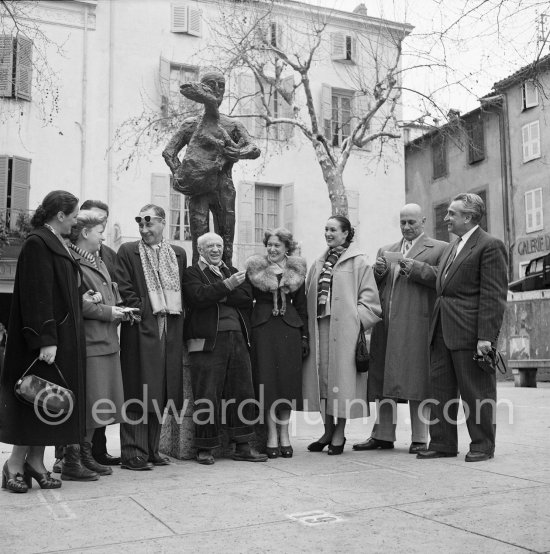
[418,193,507,462]
[115,204,186,471]
[354,204,447,454]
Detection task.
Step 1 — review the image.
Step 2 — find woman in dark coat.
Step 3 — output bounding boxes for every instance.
[245,228,308,459]
[0,190,85,493]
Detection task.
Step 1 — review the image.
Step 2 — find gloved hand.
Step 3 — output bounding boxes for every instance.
[301,337,310,359]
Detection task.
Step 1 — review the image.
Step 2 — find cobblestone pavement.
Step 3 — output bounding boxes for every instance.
[1,382,549,553]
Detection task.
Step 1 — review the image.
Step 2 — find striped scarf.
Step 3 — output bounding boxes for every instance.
[69,243,99,270]
[317,242,349,313]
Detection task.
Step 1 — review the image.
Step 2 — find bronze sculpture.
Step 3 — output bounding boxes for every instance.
[162,70,261,265]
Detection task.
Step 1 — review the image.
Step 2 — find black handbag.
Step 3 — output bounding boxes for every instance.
[14,358,75,415]
[356,323,370,373]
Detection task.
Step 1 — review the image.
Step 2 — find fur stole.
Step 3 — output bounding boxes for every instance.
[246,254,307,294]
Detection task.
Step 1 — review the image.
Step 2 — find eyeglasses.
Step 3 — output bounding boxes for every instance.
[135,216,163,224]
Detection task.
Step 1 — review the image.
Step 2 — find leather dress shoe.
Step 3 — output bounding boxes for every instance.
[409,442,428,454]
[148,455,171,466]
[416,450,457,459]
[465,451,494,462]
[94,453,121,466]
[121,456,153,471]
[232,448,268,462]
[352,437,394,451]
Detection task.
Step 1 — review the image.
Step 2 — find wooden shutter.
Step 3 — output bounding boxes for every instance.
[280,75,295,140]
[534,188,543,229]
[236,181,256,268]
[522,124,531,162]
[10,156,31,230]
[171,4,188,33]
[320,83,332,139]
[353,92,371,150]
[187,6,202,37]
[14,36,32,101]
[525,190,534,231]
[150,173,171,225]
[330,33,345,60]
[0,155,9,213]
[237,73,257,136]
[467,119,485,163]
[0,35,14,98]
[522,80,538,109]
[530,121,541,158]
[282,183,294,233]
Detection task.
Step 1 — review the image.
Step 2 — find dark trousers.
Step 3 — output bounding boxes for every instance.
[91,426,107,457]
[189,181,235,265]
[120,410,162,462]
[189,331,256,449]
[428,322,497,454]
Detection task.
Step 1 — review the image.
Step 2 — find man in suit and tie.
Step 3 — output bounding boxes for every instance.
[354,204,447,454]
[418,193,507,462]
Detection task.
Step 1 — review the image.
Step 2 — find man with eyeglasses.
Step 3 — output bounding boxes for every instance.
[115,204,186,471]
[182,232,267,465]
[354,204,447,455]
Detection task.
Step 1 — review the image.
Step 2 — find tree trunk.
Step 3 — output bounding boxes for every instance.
[313,141,348,216]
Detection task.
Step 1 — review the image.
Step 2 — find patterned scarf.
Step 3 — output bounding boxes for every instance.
[139,239,182,315]
[69,243,99,270]
[317,242,349,312]
[199,255,231,279]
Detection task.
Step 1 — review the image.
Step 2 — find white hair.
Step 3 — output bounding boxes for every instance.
[197,232,223,249]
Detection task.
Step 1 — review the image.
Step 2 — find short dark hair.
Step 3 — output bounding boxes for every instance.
[31,190,79,229]
[80,199,109,216]
[452,193,485,224]
[139,204,165,219]
[263,227,298,255]
[327,215,355,242]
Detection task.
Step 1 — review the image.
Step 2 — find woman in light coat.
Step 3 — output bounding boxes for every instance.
[302,216,381,455]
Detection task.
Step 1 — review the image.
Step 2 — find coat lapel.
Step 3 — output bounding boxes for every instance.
[441,228,481,290]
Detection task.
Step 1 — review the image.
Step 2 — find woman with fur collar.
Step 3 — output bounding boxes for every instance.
[245,228,309,459]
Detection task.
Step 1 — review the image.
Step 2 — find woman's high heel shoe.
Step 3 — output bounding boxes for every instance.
[328,438,346,456]
[307,439,331,452]
[1,461,29,493]
[279,445,293,458]
[266,446,280,459]
[24,462,62,489]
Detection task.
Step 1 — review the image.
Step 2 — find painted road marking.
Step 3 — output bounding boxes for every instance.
[287,510,343,526]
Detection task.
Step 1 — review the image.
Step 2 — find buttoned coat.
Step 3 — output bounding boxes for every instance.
[115,241,186,414]
[367,235,448,402]
[429,227,508,349]
[73,251,122,358]
[302,242,382,419]
[0,228,86,445]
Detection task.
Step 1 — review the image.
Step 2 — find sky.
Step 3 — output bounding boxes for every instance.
[308,0,550,121]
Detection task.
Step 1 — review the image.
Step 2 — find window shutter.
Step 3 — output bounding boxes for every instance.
[0,35,14,98]
[522,80,538,109]
[10,156,31,229]
[535,189,543,228]
[171,4,188,33]
[279,75,295,141]
[320,83,332,139]
[353,92,371,150]
[530,121,541,158]
[350,37,357,62]
[237,73,257,136]
[0,155,9,213]
[14,36,32,101]
[525,190,534,231]
[330,32,345,61]
[187,6,202,37]
[150,173,171,227]
[522,124,530,162]
[282,183,294,233]
[236,181,256,268]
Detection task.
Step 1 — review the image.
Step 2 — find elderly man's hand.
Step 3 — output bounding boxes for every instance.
[225,270,246,290]
[399,258,414,275]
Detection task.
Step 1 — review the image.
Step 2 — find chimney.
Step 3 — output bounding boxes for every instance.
[353,4,368,16]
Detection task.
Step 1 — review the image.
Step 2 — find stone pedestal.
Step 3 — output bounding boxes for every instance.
[159,348,268,459]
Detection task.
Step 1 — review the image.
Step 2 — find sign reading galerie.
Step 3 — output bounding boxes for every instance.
[517,234,550,255]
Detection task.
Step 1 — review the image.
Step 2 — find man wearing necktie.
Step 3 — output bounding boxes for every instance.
[182,233,268,465]
[418,193,507,462]
[354,204,447,454]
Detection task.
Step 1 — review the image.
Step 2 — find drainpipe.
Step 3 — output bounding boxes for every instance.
[106,0,115,245]
[79,4,89,200]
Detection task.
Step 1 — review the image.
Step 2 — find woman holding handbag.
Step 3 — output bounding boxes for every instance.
[302,216,381,455]
[0,190,86,493]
